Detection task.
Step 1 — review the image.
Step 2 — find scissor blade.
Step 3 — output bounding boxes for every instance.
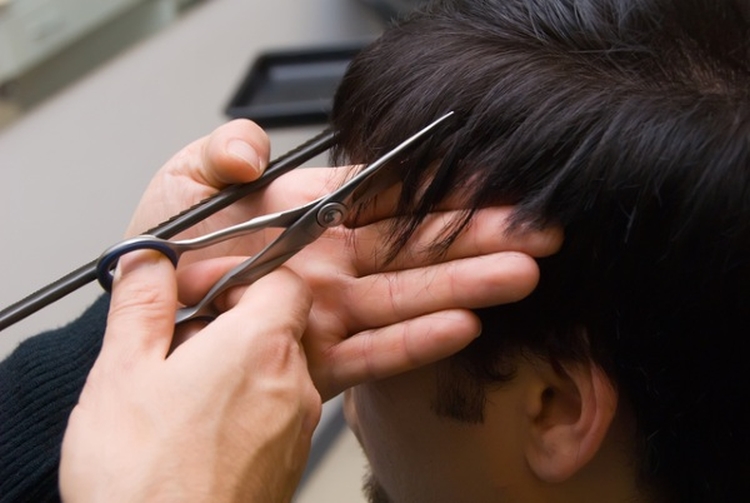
[326,111,456,208]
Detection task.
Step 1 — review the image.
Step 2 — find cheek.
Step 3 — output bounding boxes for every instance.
[345,380,416,470]
[345,369,493,502]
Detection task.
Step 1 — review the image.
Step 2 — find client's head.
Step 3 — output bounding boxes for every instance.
[330,1,750,502]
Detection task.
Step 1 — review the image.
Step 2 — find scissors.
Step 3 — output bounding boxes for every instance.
[96,112,454,325]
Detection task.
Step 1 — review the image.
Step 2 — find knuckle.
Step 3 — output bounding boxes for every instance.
[109,283,167,322]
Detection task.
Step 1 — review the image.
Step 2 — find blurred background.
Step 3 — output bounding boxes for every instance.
[0,1,425,127]
[0,0,424,501]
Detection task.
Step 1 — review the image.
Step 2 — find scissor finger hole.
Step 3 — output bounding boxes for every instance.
[96,239,180,291]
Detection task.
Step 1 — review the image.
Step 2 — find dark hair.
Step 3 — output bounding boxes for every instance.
[330,0,750,501]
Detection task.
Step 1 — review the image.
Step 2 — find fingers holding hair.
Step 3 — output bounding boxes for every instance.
[312,309,483,400]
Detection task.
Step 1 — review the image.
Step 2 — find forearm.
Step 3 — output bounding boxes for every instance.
[0,296,109,502]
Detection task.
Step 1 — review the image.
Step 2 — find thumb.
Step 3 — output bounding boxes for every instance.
[101,250,178,361]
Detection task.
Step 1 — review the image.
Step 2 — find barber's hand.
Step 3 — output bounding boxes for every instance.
[125,119,272,259]
[60,251,319,503]
[181,199,562,401]
[128,120,563,401]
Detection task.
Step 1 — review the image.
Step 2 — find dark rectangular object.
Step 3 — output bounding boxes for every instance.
[358,0,425,19]
[225,45,365,128]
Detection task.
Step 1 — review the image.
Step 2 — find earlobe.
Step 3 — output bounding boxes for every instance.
[524,361,618,483]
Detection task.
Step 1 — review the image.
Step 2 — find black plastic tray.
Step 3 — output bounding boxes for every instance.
[225,45,365,128]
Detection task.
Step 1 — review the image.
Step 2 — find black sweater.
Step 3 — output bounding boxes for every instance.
[0,296,109,503]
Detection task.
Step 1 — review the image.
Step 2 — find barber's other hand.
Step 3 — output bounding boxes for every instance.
[185,203,562,400]
[60,251,320,503]
[126,120,562,401]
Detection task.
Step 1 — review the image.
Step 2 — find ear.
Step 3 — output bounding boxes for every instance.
[524,360,618,483]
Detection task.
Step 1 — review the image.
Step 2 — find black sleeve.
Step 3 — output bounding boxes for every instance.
[0,295,109,503]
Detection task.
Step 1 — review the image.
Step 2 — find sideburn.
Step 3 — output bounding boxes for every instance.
[432,357,488,424]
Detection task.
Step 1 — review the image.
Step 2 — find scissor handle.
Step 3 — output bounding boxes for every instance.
[96,235,180,292]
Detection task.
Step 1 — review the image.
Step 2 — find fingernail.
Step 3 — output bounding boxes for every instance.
[227,139,261,172]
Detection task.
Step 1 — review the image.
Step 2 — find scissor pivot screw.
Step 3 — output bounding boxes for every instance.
[318,202,347,227]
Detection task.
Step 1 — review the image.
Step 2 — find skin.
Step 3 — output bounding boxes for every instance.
[344,351,649,503]
[125,119,563,400]
[61,256,318,503]
[60,119,563,502]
